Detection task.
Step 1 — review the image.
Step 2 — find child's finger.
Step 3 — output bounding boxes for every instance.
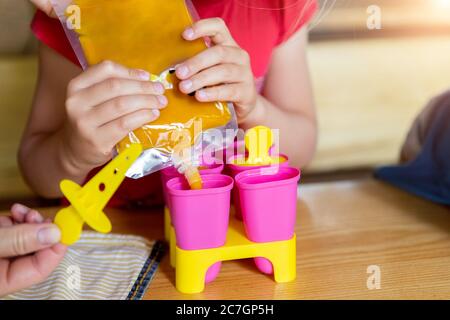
[69,79,165,112]
[89,94,167,126]
[195,83,247,104]
[10,203,32,223]
[24,209,45,224]
[175,46,248,80]
[0,244,67,297]
[99,109,161,146]
[67,61,150,95]
[179,64,246,94]
[183,18,237,47]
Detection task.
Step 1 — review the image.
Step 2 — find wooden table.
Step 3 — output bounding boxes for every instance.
[1,179,449,299]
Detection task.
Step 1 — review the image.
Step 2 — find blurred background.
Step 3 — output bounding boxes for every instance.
[0,0,449,207]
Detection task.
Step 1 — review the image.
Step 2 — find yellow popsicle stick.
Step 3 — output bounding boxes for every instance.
[54,144,143,245]
[245,126,274,166]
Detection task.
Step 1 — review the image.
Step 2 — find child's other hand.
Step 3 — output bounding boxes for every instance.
[176,18,258,123]
[0,204,66,297]
[29,0,57,18]
[62,61,167,174]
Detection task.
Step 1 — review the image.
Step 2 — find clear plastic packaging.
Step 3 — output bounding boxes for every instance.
[50,0,237,178]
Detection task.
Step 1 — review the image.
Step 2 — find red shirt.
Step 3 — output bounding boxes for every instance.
[31,0,317,208]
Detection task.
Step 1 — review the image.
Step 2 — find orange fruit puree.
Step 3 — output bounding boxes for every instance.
[72,0,231,153]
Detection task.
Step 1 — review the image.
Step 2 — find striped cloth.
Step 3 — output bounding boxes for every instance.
[3,232,165,300]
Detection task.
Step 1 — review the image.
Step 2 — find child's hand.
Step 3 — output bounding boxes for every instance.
[29,0,57,18]
[176,18,258,123]
[0,204,66,297]
[62,61,167,174]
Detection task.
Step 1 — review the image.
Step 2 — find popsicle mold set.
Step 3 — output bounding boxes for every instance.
[55,126,300,293]
[50,0,300,294]
[163,126,300,293]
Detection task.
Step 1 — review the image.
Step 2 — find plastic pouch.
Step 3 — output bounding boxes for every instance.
[50,0,237,178]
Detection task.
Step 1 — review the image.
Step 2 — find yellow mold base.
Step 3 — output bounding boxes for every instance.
[164,207,296,294]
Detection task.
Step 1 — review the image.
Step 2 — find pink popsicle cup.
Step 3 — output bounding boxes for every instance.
[161,166,182,208]
[227,154,289,220]
[161,162,224,208]
[235,166,300,275]
[166,174,233,283]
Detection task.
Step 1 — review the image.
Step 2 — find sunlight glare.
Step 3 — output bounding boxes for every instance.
[435,0,450,8]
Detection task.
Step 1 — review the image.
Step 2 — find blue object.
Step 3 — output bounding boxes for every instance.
[375,99,450,206]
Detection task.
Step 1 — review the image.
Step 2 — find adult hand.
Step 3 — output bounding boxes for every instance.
[0,204,66,297]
